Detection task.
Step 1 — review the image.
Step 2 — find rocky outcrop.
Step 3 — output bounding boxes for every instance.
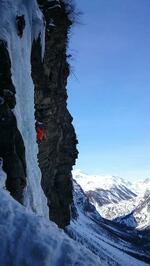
[31,0,78,228]
[0,41,15,96]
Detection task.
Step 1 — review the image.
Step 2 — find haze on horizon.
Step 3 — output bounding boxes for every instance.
[68,0,150,181]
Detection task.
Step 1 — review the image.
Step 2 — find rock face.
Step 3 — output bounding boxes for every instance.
[0,41,15,96]
[31,0,78,228]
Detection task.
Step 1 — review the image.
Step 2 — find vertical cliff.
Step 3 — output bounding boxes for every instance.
[31,0,78,228]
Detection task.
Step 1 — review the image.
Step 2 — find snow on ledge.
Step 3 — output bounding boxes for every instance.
[0,189,102,266]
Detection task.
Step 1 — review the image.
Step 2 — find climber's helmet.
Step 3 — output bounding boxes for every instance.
[36,121,44,129]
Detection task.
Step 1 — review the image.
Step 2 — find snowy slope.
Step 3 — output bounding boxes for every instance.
[0,0,48,217]
[99,180,150,229]
[114,190,150,229]
[134,178,150,195]
[0,180,102,265]
[73,170,136,206]
[99,196,139,220]
[66,180,150,266]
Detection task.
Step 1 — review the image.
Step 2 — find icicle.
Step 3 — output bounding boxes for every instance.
[32,2,46,60]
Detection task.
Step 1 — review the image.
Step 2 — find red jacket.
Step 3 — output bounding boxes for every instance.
[37,127,44,142]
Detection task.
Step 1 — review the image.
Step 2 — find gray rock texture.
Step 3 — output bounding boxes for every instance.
[32,0,78,228]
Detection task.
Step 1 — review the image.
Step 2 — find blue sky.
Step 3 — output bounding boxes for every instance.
[67,0,150,180]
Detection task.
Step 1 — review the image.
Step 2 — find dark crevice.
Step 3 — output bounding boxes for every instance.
[0,40,27,204]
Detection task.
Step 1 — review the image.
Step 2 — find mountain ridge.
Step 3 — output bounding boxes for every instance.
[73,169,150,229]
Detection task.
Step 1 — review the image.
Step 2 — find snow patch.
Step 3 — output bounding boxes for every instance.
[0,187,102,266]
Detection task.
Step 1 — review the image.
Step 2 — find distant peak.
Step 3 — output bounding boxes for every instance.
[72,169,133,192]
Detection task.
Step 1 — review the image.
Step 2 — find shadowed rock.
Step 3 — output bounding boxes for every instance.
[32,0,78,228]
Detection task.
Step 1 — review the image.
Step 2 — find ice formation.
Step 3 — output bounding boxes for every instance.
[0,0,48,217]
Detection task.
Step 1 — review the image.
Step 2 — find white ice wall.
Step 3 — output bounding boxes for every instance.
[0,0,48,217]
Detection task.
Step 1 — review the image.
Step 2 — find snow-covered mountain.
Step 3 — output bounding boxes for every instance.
[100,180,150,229]
[114,189,150,229]
[66,180,150,265]
[134,178,150,195]
[73,170,150,230]
[73,169,136,206]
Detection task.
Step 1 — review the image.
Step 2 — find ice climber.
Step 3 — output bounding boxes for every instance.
[16,15,25,38]
[0,96,26,204]
[36,122,44,143]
